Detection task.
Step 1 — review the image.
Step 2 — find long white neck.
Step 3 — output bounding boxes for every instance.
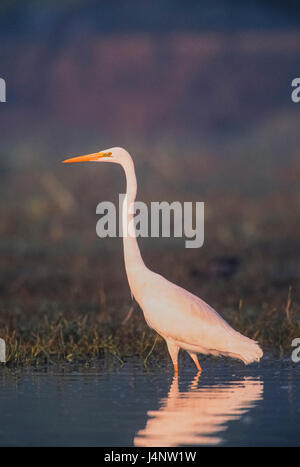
[120,154,148,299]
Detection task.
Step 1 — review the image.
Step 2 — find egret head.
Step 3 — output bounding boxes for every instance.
[62,147,130,165]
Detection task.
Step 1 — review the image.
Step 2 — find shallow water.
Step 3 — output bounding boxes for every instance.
[0,357,299,446]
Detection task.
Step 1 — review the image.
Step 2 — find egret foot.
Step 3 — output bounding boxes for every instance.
[166,340,179,375]
[188,352,202,373]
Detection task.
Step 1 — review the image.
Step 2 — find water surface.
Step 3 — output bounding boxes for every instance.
[0,357,299,446]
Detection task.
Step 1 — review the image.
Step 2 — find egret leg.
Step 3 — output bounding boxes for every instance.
[166,340,179,374]
[188,351,202,373]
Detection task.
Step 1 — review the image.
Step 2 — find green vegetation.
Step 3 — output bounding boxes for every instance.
[0,284,299,366]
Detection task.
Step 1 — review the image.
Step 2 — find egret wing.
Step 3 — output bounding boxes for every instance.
[141,273,249,355]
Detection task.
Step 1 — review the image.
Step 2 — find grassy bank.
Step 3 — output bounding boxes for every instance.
[1,289,299,366]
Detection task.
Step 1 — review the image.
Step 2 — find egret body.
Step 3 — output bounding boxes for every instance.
[63,147,263,373]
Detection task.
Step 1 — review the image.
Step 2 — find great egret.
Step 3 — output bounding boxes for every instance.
[63,147,263,373]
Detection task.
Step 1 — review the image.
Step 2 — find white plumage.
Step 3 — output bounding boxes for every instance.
[140,271,262,365]
[63,147,263,373]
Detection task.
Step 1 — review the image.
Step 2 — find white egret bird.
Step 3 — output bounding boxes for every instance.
[63,147,263,374]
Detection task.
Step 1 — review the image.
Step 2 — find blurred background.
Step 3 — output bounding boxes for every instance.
[0,1,300,356]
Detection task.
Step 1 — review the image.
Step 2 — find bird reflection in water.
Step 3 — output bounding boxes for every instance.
[134,373,263,446]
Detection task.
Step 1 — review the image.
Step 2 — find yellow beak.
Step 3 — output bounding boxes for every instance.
[62,152,112,163]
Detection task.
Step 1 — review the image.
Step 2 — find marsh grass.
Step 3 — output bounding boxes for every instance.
[0,306,158,365]
[0,292,299,366]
